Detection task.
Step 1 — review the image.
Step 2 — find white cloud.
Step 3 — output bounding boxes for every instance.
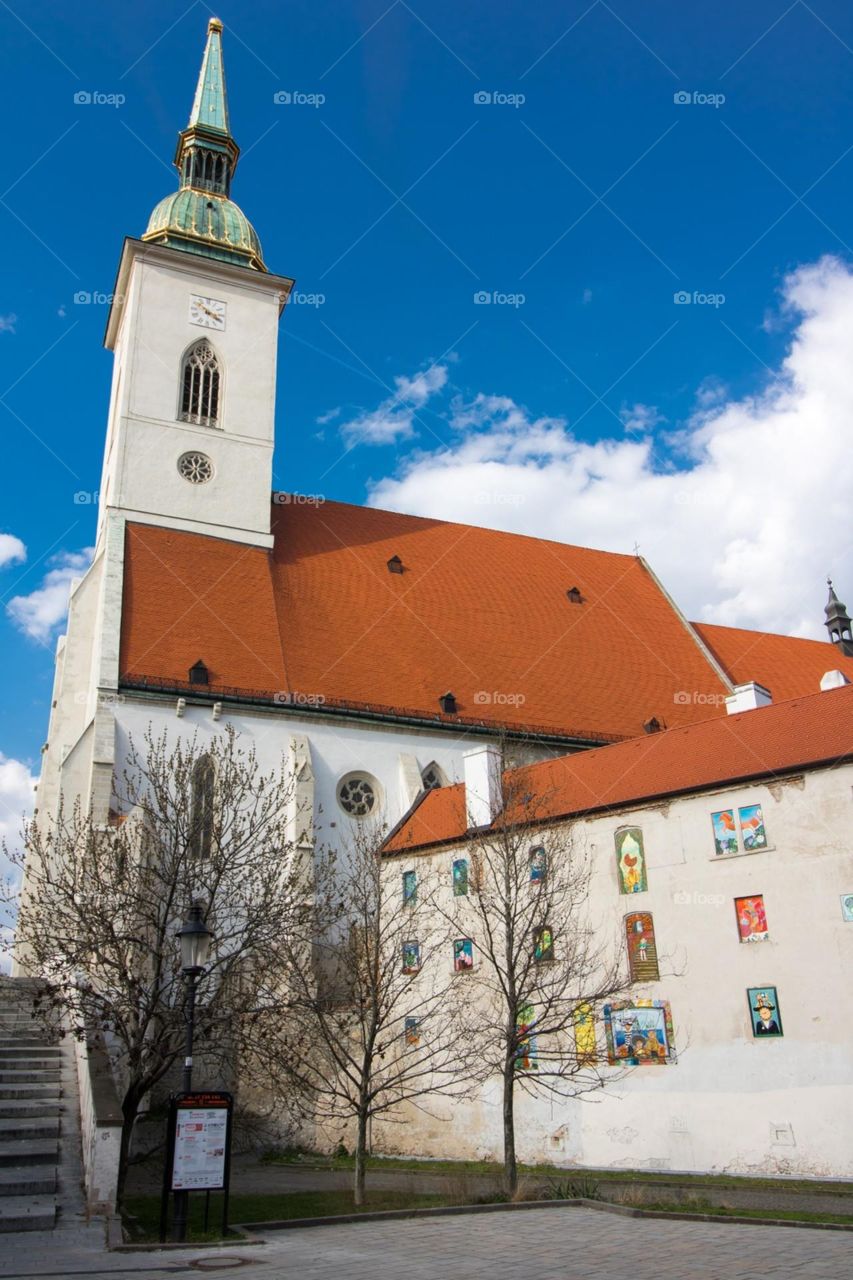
[0,314,17,334]
[0,533,26,568]
[0,752,37,973]
[316,406,341,426]
[7,549,93,642]
[368,256,853,640]
[339,363,449,446]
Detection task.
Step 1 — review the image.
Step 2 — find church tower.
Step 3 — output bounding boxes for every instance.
[97,18,293,551]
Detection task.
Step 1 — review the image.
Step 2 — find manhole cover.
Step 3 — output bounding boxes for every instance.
[190,1256,256,1271]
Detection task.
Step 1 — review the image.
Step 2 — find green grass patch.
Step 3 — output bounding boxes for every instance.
[123,1189,449,1242]
[637,1198,853,1225]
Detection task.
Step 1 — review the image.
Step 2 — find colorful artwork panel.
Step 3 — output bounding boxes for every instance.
[452,858,469,896]
[841,894,853,922]
[748,986,782,1037]
[515,1003,538,1072]
[615,827,647,894]
[735,895,768,942]
[404,1017,420,1046]
[625,912,659,981]
[604,999,673,1065]
[529,847,547,884]
[453,937,474,972]
[711,809,738,857]
[573,1003,597,1065]
[738,804,767,850]
[402,869,417,905]
[533,925,554,963]
[402,940,421,974]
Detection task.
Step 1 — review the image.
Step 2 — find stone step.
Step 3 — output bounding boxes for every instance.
[0,1167,56,1197]
[0,1050,62,1065]
[0,1038,57,1051]
[0,1117,59,1142]
[0,1100,62,1120]
[0,1083,60,1101]
[0,1068,60,1084]
[0,1139,58,1167]
[0,1194,57,1233]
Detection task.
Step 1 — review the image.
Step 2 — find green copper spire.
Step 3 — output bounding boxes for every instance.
[188,16,230,135]
[142,18,267,272]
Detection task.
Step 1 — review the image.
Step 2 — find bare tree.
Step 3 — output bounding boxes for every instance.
[252,819,466,1206]
[4,727,308,1208]
[443,768,633,1196]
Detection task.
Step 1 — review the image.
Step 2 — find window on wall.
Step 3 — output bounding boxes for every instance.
[533,925,554,963]
[337,773,379,819]
[573,1004,597,1065]
[189,755,215,860]
[404,1017,421,1046]
[402,941,421,974]
[180,340,221,427]
[421,762,446,790]
[453,938,474,972]
[529,847,547,884]
[711,804,768,857]
[625,913,659,981]
[402,869,417,906]
[615,827,648,894]
[452,858,469,896]
[515,1004,538,1073]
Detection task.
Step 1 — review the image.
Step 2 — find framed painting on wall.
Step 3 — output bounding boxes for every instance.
[452,858,469,896]
[738,804,768,851]
[625,912,659,980]
[453,938,474,972]
[840,894,853,922]
[735,895,768,942]
[748,987,782,1037]
[402,941,421,974]
[615,828,647,894]
[402,869,417,905]
[604,999,674,1065]
[515,1003,538,1072]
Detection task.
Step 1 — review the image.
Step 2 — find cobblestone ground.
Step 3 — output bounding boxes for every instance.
[0,1207,847,1280]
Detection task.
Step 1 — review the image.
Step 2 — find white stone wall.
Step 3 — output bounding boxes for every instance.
[379,761,853,1177]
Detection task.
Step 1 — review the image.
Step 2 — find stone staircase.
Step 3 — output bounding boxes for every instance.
[0,978,65,1232]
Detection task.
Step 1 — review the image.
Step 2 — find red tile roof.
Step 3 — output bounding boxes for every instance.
[119,499,850,742]
[691,621,853,702]
[384,683,853,854]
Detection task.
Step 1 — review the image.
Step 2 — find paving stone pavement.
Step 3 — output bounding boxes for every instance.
[0,1207,848,1280]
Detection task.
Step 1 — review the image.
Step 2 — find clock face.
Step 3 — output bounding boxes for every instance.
[189,295,226,330]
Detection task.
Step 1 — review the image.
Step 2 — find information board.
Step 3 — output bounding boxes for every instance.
[168,1091,233,1192]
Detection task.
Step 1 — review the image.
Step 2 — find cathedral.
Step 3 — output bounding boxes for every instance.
[15,20,853,1185]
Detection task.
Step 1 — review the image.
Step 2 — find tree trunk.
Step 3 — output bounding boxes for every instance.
[502,1065,517,1197]
[115,1093,140,1212]
[353,1107,369,1207]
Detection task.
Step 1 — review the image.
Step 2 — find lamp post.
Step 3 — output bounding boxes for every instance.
[172,901,213,1243]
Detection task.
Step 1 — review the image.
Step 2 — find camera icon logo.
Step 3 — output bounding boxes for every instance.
[473,690,491,704]
[273,90,292,104]
[73,90,92,105]
[473,91,492,105]
[673,90,691,105]
[473,291,491,305]
[673,290,691,305]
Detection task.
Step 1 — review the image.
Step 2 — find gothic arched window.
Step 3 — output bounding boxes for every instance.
[180,341,220,427]
[189,754,216,861]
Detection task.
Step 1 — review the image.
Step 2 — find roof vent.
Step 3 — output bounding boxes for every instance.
[439,691,457,715]
[725,682,772,715]
[189,659,209,686]
[566,586,583,604]
[387,555,404,574]
[820,669,851,691]
[643,716,663,734]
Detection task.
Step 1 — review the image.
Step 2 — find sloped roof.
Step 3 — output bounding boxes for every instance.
[692,621,853,701]
[383,682,853,854]
[120,500,732,740]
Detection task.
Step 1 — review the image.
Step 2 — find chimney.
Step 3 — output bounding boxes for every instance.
[463,745,502,828]
[725,682,772,715]
[820,669,851,691]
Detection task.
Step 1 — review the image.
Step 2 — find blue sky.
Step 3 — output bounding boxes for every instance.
[2,0,853,782]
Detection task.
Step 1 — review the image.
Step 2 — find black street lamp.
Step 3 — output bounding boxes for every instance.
[172,901,213,1242]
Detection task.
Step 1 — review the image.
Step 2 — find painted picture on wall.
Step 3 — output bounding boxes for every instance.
[529,847,547,884]
[573,1003,597,1065]
[841,894,853,922]
[402,869,417,905]
[735,895,768,942]
[404,1017,420,1046]
[711,809,738,856]
[748,987,782,1037]
[401,940,421,974]
[516,1003,538,1072]
[533,925,554,963]
[615,827,647,894]
[452,858,469,896]
[604,999,673,1065]
[453,938,474,971]
[625,913,659,981]
[738,804,768,850]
